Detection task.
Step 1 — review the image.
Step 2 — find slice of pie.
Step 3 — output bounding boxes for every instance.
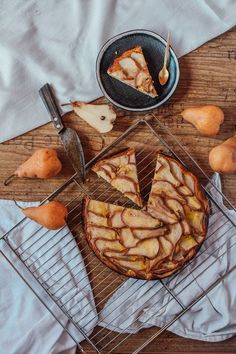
[91,148,143,207]
[84,153,209,280]
[107,46,158,98]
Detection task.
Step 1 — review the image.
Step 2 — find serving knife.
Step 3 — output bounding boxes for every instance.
[39,83,85,183]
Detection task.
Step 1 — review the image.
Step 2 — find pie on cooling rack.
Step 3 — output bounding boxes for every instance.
[83,152,209,280]
[92,148,143,207]
[107,46,158,98]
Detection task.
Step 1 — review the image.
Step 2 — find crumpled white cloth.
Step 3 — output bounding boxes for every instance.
[0,200,97,354]
[0,0,236,142]
[99,173,236,342]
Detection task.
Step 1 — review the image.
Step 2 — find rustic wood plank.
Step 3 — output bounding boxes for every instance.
[0,27,236,354]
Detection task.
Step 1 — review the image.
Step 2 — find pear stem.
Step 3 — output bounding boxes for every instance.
[4,174,16,186]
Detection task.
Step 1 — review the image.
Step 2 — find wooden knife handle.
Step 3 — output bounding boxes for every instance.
[39,83,64,134]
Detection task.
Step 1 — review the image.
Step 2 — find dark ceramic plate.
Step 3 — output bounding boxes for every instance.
[96,29,180,112]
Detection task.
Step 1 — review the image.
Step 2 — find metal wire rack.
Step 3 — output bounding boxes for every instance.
[1,115,236,354]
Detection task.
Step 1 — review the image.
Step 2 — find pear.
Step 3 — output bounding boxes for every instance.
[181,105,224,136]
[15,201,68,230]
[64,101,116,133]
[4,148,62,186]
[209,136,236,173]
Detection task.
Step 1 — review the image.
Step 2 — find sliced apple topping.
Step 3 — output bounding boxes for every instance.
[95,239,125,253]
[119,228,138,248]
[122,208,161,228]
[186,195,202,210]
[126,238,160,259]
[88,226,117,240]
[87,212,108,227]
[155,155,181,187]
[151,181,186,204]
[179,235,198,252]
[133,227,167,240]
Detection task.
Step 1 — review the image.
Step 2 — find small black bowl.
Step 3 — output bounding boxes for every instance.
[96,29,180,112]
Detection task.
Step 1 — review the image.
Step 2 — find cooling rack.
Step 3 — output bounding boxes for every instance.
[1,115,236,354]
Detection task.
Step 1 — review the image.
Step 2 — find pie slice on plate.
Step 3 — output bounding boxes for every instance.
[92,148,143,207]
[84,152,209,280]
[107,46,158,98]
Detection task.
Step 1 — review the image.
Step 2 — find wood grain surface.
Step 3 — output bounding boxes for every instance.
[1,27,236,354]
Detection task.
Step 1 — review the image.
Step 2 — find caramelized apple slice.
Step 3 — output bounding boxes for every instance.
[155,155,181,187]
[133,227,167,240]
[87,212,108,227]
[119,228,138,248]
[151,181,186,204]
[110,211,125,228]
[169,160,184,184]
[87,199,108,216]
[88,226,117,240]
[126,238,159,259]
[95,239,125,253]
[165,199,185,219]
[186,196,202,210]
[122,208,161,228]
[179,235,198,251]
[165,223,183,253]
[177,185,193,196]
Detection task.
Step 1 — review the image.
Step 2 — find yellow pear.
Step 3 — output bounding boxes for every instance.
[209,137,236,174]
[181,105,224,136]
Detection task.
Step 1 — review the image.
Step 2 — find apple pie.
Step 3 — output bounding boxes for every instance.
[107,46,158,98]
[84,152,209,279]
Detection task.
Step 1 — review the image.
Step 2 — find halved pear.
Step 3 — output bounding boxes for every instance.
[126,238,160,259]
[122,208,161,228]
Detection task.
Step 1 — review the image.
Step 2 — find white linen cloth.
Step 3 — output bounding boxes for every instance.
[99,174,236,342]
[0,200,97,354]
[0,0,236,143]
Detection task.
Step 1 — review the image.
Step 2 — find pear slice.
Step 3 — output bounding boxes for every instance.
[165,223,183,252]
[186,196,202,210]
[88,226,117,240]
[122,208,161,228]
[71,101,116,133]
[110,211,125,228]
[119,228,138,248]
[169,159,184,184]
[155,155,181,187]
[113,258,146,272]
[181,220,191,235]
[148,196,178,224]
[133,227,167,240]
[179,235,198,251]
[177,185,193,196]
[151,180,186,204]
[87,212,108,227]
[148,237,173,270]
[126,238,160,259]
[184,206,205,234]
[165,199,185,219]
[95,239,125,253]
[87,199,108,216]
[184,173,195,193]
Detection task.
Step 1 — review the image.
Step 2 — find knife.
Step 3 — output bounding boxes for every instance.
[39,83,86,183]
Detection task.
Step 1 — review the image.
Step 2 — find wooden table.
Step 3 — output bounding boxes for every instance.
[1,27,236,354]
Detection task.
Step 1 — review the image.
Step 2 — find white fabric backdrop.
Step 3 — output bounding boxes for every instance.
[0,0,235,142]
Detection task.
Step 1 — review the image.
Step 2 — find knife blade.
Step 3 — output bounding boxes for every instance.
[39,83,86,183]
